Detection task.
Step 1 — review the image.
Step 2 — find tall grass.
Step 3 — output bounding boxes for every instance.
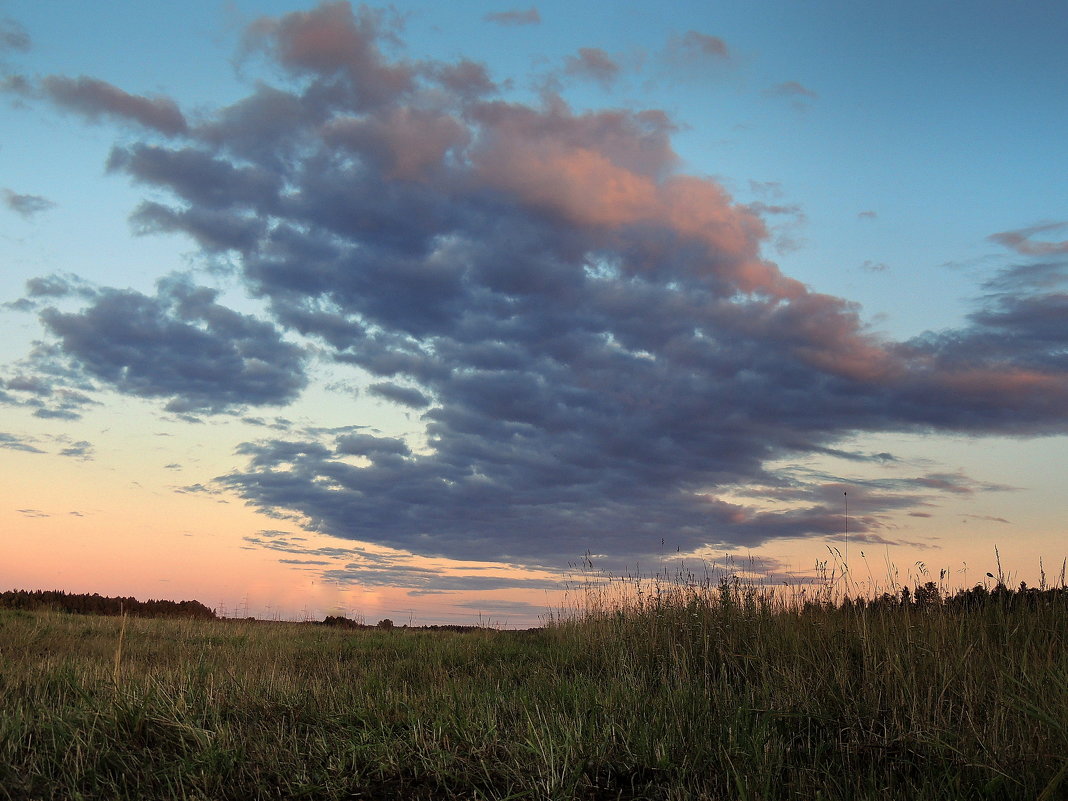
[550,558,1068,799]
[1,560,1065,800]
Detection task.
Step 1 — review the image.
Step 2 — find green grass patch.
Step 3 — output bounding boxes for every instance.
[1,575,1065,799]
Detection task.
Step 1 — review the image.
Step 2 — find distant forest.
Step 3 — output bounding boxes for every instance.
[0,589,216,620]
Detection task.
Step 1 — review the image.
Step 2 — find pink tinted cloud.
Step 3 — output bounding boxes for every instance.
[939,366,1067,401]
[432,60,499,99]
[41,75,186,136]
[325,107,469,180]
[247,2,413,107]
[989,221,1068,256]
[564,48,621,88]
[469,98,808,296]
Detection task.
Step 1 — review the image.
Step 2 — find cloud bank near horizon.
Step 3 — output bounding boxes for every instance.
[3,2,1067,569]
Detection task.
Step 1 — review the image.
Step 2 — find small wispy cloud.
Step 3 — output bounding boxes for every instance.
[765,80,817,99]
[0,18,30,53]
[0,432,44,453]
[989,220,1068,256]
[484,7,540,26]
[764,81,818,111]
[58,440,94,460]
[563,47,620,89]
[3,189,55,218]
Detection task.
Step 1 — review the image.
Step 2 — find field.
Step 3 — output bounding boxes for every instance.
[1,574,1066,800]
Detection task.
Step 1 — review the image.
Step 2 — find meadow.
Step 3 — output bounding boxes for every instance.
[1,569,1065,800]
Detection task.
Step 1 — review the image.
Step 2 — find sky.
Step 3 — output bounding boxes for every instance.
[1,1,1066,627]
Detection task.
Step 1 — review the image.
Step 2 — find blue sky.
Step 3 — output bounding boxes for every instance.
[2,1,1066,625]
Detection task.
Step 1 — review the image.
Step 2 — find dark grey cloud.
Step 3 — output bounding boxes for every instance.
[0,18,30,53]
[0,432,44,453]
[368,381,430,409]
[25,273,96,299]
[241,531,563,592]
[981,260,1068,293]
[38,276,307,414]
[0,73,30,96]
[898,260,1068,404]
[10,2,1068,570]
[3,188,55,218]
[279,558,332,565]
[175,482,220,495]
[484,8,540,26]
[0,344,101,420]
[243,532,392,562]
[321,564,564,592]
[58,440,93,460]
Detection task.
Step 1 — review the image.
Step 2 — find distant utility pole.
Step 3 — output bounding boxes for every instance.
[843,491,848,570]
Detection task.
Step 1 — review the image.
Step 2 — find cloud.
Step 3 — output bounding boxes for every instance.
[961,513,1010,524]
[321,563,565,592]
[664,31,730,65]
[564,48,621,89]
[3,189,55,218]
[764,81,817,111]
[652,31,732,86]
[764,81,817,99]
[279,558,332,565]
[25,273,97,299]
[58,440,94,460]
[368,381,430,409]
[0,19,29,53]
[11,2,1068,570]
[40,75,187,135]
[981,261,1068,294]
[0,432,44,453]
[861,260,888,273]
[988,221,1068,256]
[243,2,413,108]
[0,347,101,420]
[483,8,540,26]
[907,472,1014,496]
[37,276,307,414]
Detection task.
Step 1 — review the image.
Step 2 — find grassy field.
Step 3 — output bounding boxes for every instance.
[1,575,1066,800]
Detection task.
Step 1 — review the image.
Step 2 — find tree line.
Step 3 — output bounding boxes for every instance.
[0,589,217,620]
